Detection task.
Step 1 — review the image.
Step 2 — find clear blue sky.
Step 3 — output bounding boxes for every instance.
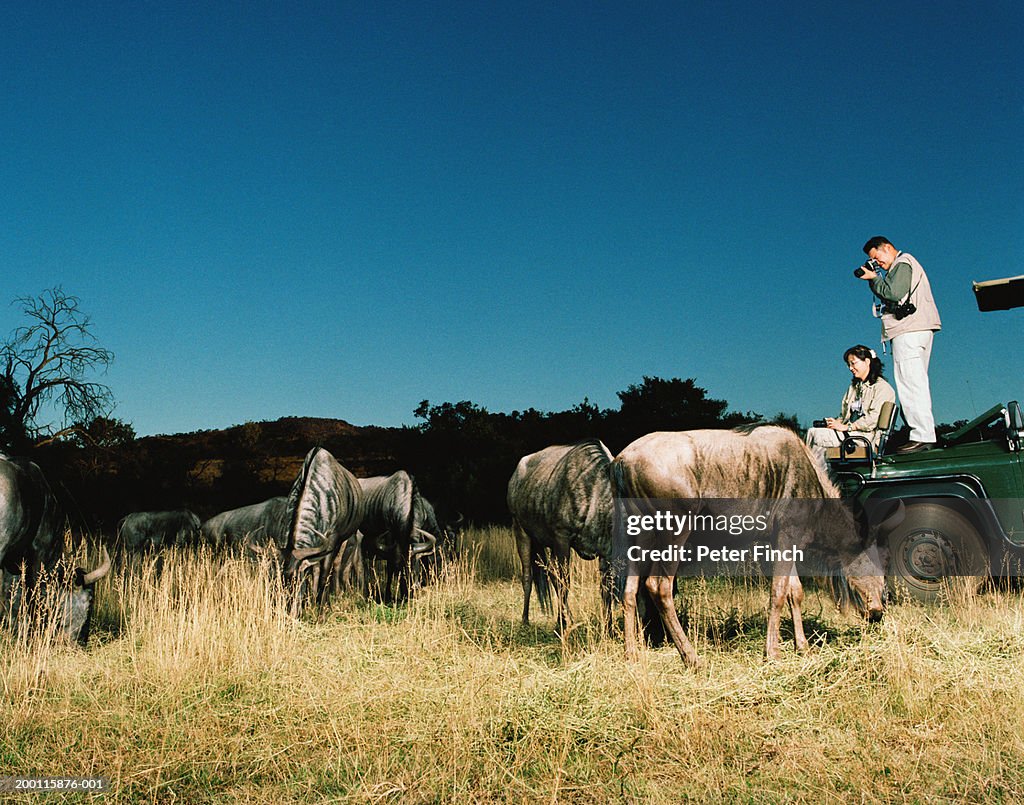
[3,1,1022,437]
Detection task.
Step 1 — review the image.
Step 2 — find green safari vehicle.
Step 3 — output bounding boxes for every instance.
[829,275,1024,602]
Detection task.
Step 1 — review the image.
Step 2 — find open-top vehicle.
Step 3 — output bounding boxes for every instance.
[828,275,1024,601]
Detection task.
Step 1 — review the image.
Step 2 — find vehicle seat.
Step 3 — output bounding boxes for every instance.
[825,401,898,460]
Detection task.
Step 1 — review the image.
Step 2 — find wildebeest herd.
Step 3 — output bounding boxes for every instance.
[2,425,897,666]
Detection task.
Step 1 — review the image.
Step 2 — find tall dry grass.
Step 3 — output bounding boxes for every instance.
[2,526,1024,802]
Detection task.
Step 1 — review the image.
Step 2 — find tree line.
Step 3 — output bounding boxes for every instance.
[0,287,795,530]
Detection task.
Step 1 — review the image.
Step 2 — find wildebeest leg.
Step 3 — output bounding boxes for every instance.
[622,574,641,661]
[317,554,335,606]
[550,549,572,635]
[787,574,809,652]
[514,521,533,626]
[645,575,700,666]
[330,543,346,599]
[598,558,614,635]
[332,533,364,597]
[765,572,790,660]
[383,548,399,605]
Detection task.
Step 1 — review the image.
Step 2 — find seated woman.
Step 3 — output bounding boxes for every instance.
[806,344,897,460]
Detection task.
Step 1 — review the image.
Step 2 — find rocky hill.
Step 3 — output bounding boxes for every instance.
[136,416,406,486]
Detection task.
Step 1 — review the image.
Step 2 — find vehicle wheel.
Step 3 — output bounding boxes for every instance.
[885,503,988,604]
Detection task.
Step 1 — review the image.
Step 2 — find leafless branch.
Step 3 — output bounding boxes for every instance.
[1,287,115,450]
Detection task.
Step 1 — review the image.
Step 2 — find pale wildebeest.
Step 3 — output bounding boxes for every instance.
[284,447,363,613]
[0,455,111,644]
[200,497,290,552]
[613,426,891,666]
[507,439,617,634]
[118,509,202,552]
[355,472,436,603]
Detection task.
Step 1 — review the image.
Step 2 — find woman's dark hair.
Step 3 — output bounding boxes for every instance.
[843,344,884,384]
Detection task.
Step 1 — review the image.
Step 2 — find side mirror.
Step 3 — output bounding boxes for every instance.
[1008,401,1023,452]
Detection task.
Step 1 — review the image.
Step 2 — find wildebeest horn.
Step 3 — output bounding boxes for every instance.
[411,528,436,556]
[247,540,270,556]
[291,545,333,562]
[82,546,112,586]
[877,500,906,534]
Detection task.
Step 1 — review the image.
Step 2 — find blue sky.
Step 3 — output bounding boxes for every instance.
[3,2,1022,437]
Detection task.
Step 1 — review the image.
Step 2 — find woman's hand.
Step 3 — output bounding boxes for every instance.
[825,418,849,432]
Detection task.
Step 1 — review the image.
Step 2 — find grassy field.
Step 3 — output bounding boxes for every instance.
[3,526,1024,803]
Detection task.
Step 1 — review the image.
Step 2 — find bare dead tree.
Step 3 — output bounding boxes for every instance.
[0,287,114,451]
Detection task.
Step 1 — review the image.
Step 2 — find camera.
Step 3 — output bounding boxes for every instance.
[891,301,917,320]
[854,258,882,278]
[812,419,828,428]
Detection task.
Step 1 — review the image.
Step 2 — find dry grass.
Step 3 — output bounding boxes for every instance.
[3,528,1024,802]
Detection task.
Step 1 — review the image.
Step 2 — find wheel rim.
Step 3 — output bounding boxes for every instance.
[898,529,955,583]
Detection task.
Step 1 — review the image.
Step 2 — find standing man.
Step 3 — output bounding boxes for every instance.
[856,236,941,454]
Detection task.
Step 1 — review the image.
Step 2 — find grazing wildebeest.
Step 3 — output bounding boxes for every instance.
[118,509,202,552]
[410,495,460,583]
[507,439,617,634]
[200,497,290,551]
[0,455,110,644]
[613,426,890,666]
[284,447,363,613]
[3,547,111,645]
[355,472,435,603]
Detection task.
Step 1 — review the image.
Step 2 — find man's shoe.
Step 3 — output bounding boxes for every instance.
[896,440,935,454]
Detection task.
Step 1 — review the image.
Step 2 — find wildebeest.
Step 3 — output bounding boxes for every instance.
[356,472,436,603]
[3,547,111,645]
[118,509,202,552]
[507,439,617,634]
[613,426,890,665]
[284,447,363,613]
[0,455,110,644]
[0,455,65,588]
[200,497,290,551]
[410,495,461,583]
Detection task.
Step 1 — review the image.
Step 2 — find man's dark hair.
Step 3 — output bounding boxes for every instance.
[862,236,892,255]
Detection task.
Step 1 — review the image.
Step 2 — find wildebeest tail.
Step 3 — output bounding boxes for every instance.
[609,458,630,600]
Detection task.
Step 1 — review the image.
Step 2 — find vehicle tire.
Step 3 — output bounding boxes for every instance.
[885,502,988,604]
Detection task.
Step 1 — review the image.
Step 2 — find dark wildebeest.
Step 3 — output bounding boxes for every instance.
[3,547,111,645]
[507,439,617,634]
[118,509,202,552]
[355,472,435,603]
[200,497,290,552]
[613,426,891,666]
[0,455,111,644]
[410,495,461,584]
[284,447,363,614]
[0,455,65,588]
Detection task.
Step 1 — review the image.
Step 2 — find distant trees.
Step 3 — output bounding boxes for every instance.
[402,377,789,523]
[0,288,803,527]
[0,287,115,452]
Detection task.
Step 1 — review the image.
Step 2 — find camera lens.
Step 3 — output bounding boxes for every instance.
[853,267,866,278]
